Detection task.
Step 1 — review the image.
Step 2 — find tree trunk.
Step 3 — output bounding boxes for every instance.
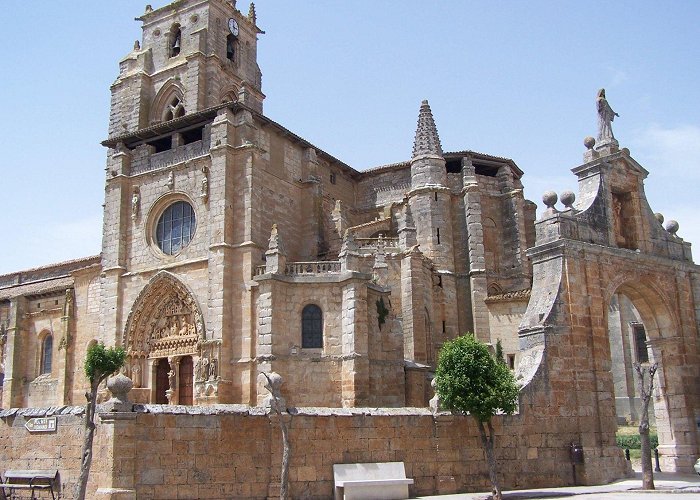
[279,415,290,500]
[75,378,102,500]
[634,362,658,490]
[476,417,501,500]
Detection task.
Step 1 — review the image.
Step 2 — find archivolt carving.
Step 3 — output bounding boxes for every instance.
[123,271,204,358]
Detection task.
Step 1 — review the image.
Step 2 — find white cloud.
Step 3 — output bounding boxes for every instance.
[628,123,700,248]
[609,69,628,88]
[630,123,700,179]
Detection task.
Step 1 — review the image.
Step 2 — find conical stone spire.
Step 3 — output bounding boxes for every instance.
[412,100,443,158]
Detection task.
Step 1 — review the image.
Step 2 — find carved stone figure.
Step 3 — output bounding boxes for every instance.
[259,371,286,412]
[131,361,142,388]
[167,171,175,190]
[195,357,203,381]
[597,88,619,144]
[168,369,176,391]
[131,189,140,220]
[208,357,218,380]
[200,174,209,202]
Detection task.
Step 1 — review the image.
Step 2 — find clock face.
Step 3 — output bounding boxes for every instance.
[228,18,239,37]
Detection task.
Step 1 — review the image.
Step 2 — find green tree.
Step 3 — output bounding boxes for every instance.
[435,334,518,500]
[75,343,126,500]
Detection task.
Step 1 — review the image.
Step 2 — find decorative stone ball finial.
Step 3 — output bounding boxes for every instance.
[107,373,133,402]
[560,190,576,210]
[665,220,679,235]
[654,213,665,225]
[583,136,596,150]
[542,191,558,209]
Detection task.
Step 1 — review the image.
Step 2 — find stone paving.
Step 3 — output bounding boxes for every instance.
[417,470,700,499]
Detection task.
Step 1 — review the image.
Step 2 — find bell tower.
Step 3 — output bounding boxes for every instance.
[108,0,264,138]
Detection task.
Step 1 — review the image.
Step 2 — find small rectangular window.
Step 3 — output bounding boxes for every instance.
[508,354,515,370]
[442,320,446,333]
[330,172,337,185]
[633,324,649,363]
[436,228,441,245]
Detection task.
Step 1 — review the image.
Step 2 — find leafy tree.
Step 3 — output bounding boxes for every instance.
[435,334,518,500]
[75,343,126,500]
[495,339,505,365]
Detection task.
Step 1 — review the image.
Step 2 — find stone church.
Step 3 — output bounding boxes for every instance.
[1,0,698,477]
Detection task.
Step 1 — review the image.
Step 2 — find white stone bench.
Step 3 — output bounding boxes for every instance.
[333,462,414,500]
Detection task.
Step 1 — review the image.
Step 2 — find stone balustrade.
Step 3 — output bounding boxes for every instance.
[254,261,342,276]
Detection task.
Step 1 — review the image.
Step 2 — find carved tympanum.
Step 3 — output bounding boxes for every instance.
[123,271,204,358]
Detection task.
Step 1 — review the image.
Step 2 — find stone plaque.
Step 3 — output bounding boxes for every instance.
[25,416,57,433]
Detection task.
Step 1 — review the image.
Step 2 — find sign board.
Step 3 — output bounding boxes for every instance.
[25,416,57,433]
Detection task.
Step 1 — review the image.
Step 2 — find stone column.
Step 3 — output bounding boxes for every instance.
[1,296,26,408]
[94,375,137,500]
[648,336,699,471]
[497,165,530,285]
[100,146,131,346]
[401,247,425,362]
[56,289,75,405]
[461,157,489,340]
[207,107,240,402]
[341,281,369,407]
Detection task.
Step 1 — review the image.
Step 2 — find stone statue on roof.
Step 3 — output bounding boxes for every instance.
[597,88,619,145]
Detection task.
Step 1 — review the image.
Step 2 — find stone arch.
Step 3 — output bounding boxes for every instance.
[219,84,239,104]
[609,279,677,342]
[604,276,685,468]
[150,79,185,125]
[123,271,204,359]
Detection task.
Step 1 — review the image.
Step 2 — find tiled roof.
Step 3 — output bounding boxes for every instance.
[0,255,100,299]
[0,276,74,301]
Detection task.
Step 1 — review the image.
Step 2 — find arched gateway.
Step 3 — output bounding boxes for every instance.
[122,271,218,405]
[518,140,700,472]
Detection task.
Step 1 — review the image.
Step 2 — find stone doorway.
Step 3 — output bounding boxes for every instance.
[179,356,193,405]
[155,358,171,404]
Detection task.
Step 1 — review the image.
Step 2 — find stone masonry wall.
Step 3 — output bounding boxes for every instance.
[0,403,630,500]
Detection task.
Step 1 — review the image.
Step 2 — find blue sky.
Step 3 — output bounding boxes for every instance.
[1,1,699,274]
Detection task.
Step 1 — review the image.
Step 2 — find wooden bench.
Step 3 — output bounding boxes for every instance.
[1,470,58,500]
[333,462,413,500]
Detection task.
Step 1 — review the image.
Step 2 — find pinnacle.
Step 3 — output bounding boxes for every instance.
[412,100,443,158]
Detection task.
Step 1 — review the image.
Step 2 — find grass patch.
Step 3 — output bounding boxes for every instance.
[616,426,658,449]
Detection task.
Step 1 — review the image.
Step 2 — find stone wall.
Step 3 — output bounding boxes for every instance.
[0,403,630,500]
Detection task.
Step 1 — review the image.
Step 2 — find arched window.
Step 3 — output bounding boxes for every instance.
[302,304,323,348]
[41,333,53,374]
[226,34,236,62]
[169,24,181,57]
[164,96,185,121]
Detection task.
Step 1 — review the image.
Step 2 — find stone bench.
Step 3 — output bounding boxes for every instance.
[333,462,413,500]
[1,469,58,499]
